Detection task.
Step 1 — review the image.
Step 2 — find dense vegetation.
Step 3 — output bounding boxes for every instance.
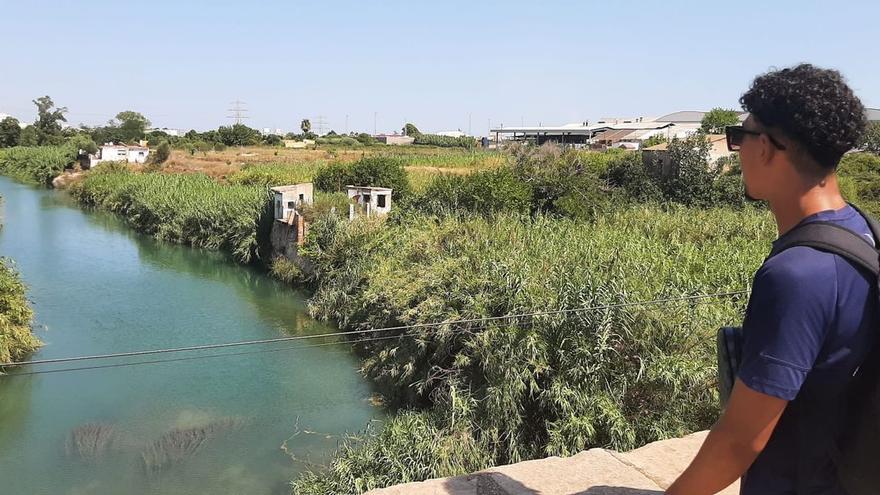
[313,157,411,200]
[292,207,775,492]
[68,168,272,264]
[0,145,79,186]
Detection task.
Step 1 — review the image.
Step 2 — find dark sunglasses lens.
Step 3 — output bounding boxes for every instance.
[726,128,743,151]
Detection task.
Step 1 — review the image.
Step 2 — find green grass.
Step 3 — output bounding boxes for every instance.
[227,162,325,187]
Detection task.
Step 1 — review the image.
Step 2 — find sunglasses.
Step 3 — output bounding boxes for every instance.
[725,125,787,152]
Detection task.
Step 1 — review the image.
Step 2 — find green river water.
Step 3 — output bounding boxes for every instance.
[0,177,379,494]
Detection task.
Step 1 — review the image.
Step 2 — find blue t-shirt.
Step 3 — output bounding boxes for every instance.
[739,205,878,494]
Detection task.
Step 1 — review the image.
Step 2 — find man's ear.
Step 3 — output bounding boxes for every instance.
[759,134,775,166]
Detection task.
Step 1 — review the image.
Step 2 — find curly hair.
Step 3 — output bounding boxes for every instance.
[740,63,866,170]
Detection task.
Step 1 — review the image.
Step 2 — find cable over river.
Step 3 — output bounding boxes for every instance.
[0,177,379,494]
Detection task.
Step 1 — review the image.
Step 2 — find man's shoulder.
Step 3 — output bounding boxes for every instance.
[757,246,838,289]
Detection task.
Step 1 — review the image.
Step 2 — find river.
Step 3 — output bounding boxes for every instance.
[0,177,379,494]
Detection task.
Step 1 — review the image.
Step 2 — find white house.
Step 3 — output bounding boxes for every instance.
[271,183,314,222]
[347,186,392,220]
[87,144,150,168]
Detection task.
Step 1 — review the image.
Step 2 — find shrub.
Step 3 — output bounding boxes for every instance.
[414,168,533,217]
[314,157,410,200]
[153,141,171,165]
[603,152,663,203]
[509,144,612,217]
[660,133,718,207]
[413,134,476,149]
[355,133,377,146]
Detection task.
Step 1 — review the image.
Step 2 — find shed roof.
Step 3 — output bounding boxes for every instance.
[643,134,726,151]
[347,185,393,192]
[271,183,312,193]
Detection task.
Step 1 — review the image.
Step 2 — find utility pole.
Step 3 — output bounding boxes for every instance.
[468,113,472,136]
[226,100,249,125]
[373,112,377,136]
[345,114,349,135]
[313,115,329,135]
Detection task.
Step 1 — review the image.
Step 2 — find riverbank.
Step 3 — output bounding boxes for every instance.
[0,195,40,364]
[0,256,39,364]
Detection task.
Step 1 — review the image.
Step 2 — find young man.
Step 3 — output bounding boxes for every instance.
[667,64,874,494]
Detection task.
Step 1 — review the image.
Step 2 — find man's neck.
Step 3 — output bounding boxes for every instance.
[769,174,847,236]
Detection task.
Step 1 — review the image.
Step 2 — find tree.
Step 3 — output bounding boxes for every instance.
[860,122,880,154]
[641,134,667,148]
[32,95,68,145]
[217,123,261,146]
[661,133,718,206]
[19,126,39,146]
[700,108,740,134]
[403,123,421,137]
[114,111,151,142]
[301,119,311,134]
[153,141,171,164]
[0,117,22,148]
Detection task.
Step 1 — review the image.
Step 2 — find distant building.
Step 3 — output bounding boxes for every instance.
[868,108,880,123]
[489,111,749,149]
[347,186,392,220]
[435,130,467,138]
[146,127,183,137]
[374,134,415,146]
[283,139,314,148]
[642,134,733,178]
[87,143,150,168]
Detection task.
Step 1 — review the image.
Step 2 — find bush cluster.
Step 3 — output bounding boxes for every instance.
[294,207,776,492]
[313,157,411,200]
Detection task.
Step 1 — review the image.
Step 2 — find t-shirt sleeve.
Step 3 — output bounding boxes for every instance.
[737,248,836,401]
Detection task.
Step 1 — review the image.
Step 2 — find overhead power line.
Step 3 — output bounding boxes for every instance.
[0,290,749,371]
[227,100,249,124]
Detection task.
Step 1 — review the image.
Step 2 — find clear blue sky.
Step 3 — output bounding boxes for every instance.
[2,0,878,135]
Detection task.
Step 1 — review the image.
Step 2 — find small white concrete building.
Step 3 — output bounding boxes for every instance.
[87,144,150,168]
[271,183,314,222]
[347,186,392,220]
[374,134,415,146]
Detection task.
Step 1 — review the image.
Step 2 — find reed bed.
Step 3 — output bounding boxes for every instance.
[68,169,272,264]
[294,206,776,493]
[0,146,77,186]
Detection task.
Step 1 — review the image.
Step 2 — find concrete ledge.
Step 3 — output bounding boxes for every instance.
[367,431,739,495]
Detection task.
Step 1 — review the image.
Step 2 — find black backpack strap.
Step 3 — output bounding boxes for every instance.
[847,202,880,242]
[769,220,880,277]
